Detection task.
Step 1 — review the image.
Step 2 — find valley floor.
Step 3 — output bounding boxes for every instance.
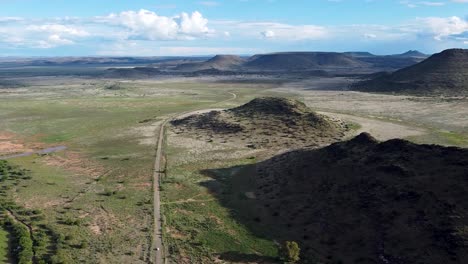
[0,74,467,263]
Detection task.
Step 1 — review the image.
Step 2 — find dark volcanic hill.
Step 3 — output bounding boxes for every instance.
[235,133,468,263]
[353,49,468,95]
[175,55,246,71]
[244,52,370,71]
[394,50,427,58]
[104,67,162,78]
[171,97,348,149]
[346,51,427,70]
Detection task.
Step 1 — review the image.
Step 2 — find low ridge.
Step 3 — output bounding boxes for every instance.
[244,52,369,71]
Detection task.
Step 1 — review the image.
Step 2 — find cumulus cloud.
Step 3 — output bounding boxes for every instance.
[102,9,211,41]
[0,9,467,54]
[178,11,210,36]
[417,16,468,40]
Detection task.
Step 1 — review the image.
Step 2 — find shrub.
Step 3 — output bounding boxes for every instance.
[281,241,300,264]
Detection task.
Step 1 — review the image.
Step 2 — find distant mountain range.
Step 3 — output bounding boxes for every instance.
[353,49,468,95]
[0,56,210,67]
[1,50,429,75]
[172,51,428,73]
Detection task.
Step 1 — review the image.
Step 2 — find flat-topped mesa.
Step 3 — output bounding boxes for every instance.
[244,52,369,71]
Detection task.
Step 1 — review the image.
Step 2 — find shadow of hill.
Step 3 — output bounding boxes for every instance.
[219,252,279,263]
[200,133,468,264]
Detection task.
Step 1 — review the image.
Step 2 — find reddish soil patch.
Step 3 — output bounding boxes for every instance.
[0,132,32,154]
[42,151,106,179]
[0,131,56,155]
[132,182,152,190]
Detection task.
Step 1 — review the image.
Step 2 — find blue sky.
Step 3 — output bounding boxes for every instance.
[0,0,467,56]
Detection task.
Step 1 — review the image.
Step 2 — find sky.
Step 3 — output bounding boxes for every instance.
[0,0,467,56]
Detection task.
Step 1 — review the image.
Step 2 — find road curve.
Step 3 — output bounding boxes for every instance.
[152,92,237,264]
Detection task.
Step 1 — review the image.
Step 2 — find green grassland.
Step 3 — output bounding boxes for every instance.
[0,226,12,263]
[0,77,282,263]
[162,144,279,263]
[3,75,465,263]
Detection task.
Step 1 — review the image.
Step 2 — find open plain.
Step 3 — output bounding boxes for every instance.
[0,71,467,263]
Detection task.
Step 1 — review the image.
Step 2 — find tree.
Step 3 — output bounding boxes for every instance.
[282,241,300,263]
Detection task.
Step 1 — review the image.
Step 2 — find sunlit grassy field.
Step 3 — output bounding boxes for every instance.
[0,77,280,263]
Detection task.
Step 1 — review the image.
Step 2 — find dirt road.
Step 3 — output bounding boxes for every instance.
[152,92,237,264]
[318,111,427,141]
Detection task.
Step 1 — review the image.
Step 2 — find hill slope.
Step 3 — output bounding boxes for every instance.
[171,97,348,149]
[175,55,246,71]
[239,133,468,263]
[354,49,468,94]
[394,50,428,58]
[244,52,369,71]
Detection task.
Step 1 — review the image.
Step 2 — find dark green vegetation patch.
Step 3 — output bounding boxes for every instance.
[0,160,70,264]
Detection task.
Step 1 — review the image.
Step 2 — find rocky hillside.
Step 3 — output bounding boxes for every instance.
[353,49,468,95]
[395,50,427,58]
[171,97,348,149]
[244,52,369,71]
[175,55,246,71]
[246,133,468,263]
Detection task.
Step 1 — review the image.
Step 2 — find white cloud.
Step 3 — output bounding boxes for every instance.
[178,11,210,36]
[0,17,23,23]
[102,9,211,41]
[400,1,445,7]
[237,22,328,40]
[27,24,89,37]
[363,33,377,39]
[261,30,275,38]
[417,16,468,40]
[37,34,74,48]
[0,10,467,54]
